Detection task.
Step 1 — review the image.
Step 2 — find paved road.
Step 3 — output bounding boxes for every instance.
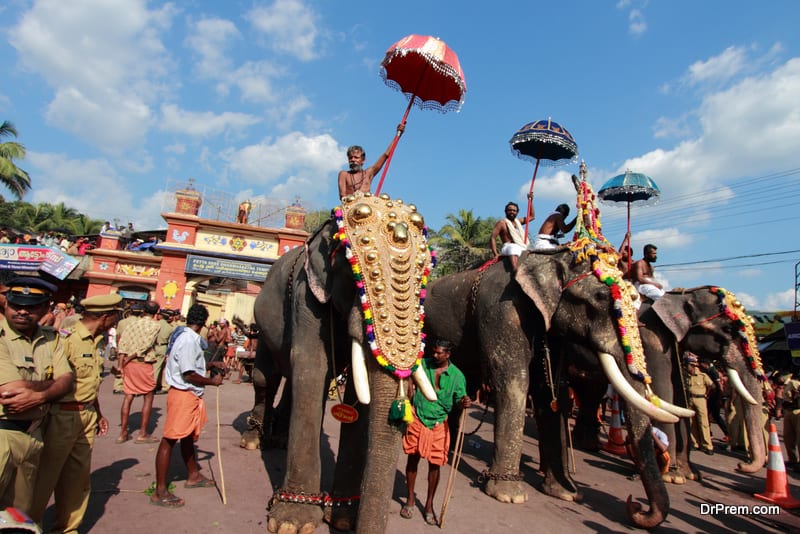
[51,372,800,533]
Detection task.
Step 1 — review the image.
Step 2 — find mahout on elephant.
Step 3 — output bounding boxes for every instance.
[423,177,688,528]
[570,285,768,483]
[249,192,438,534]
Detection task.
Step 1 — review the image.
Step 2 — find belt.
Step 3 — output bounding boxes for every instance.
[56,400,96,411]
[0,419,34,433]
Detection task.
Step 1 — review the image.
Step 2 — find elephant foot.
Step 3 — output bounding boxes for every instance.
[326,507,357,532]
[674,462,701,481]
[240,429,261,450]
[539,471,580,502]
[267,502,323,534]
[485,479,529,504]
[661,472,686,485]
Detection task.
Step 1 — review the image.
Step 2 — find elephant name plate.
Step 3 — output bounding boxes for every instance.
[331,403,359,423]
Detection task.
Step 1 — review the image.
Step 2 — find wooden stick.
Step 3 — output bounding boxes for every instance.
[439,408,467,528]
[216,387,227,504]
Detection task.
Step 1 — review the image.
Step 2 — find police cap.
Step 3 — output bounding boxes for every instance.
[81,294,124,313]
[4,277,57,306]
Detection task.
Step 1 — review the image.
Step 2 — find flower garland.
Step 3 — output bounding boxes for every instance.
[333,206,436,380]
[709,287,767,382]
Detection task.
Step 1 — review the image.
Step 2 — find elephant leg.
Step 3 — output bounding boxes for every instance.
[267,345,327,534]
[571,380,605,452]
[533,379,579,501]
[483,341,530,503]
[327,380,368,531]
[240,364,269,450]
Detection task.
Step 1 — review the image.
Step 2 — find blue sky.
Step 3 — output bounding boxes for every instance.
[1,0,799,311]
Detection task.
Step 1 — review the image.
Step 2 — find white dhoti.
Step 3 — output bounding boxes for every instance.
[501,242,526,257]
[636,283,665,300]
[533,234,560,251]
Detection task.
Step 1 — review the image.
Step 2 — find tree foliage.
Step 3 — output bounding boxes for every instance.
[0,199,104,236]
[428,209,497,277]
[0,121,32,200]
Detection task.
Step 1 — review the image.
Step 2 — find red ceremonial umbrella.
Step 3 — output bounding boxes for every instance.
[376,34,466,194]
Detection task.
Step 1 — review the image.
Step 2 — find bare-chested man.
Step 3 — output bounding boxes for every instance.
[631,243,665,301]
[337,124,405,198]
[490,193,534,271]
[532,203,577,251]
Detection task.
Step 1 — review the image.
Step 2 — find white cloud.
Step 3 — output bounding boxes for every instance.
[159,104,261,137]
[165,143,186,155]
[25,151,164,229]
[628,9,647,36]
[225,132,342,200]
[184,17,240,79]
[8,0,176,153]
[247,0,320,61]
[685,46,747,86]
[762,288,795,310]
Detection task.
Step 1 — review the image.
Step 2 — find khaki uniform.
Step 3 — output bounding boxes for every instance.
[783,376,800,463]
[30,321,104,531]
[687,369,714,452]
[153,319,174,391]
[0,321,70,514]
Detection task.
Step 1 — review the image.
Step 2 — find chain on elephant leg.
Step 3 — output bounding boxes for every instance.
[480,470,528,504]
[266,491,327,534]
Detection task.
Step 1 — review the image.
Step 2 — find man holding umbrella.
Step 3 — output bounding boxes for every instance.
[337,124,405,198]
[490,193,534,271]
[631,244,665,301]
[532,203,577,251]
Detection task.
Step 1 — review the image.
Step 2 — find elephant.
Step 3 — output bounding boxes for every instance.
[252,192,437,534]
[570,286,767,483]
[423,244,684,529]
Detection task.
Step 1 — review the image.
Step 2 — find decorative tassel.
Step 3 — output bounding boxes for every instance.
[389,378,413,424]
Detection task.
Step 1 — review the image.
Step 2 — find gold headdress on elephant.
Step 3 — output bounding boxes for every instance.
[335,192,436,422]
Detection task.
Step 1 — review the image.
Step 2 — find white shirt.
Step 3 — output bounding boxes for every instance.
[165,327,206,397]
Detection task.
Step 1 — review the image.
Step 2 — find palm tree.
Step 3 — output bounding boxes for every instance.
[429,209,496,276]
[0,121,32,199]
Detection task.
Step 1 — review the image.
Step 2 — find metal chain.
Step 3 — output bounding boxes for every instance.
[267,489,360,511]
[477,470,524,483]
[464,401,490,436]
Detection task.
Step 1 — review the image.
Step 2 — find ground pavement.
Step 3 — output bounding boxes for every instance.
[53,371,800,533]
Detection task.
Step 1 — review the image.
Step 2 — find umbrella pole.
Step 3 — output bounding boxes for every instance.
[523,157,541,243]
[374,98,413,196]
[626,198,632,272]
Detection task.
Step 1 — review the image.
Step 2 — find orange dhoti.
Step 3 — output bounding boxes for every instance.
[122,361,156,395]
[163,388,208,441]
[402,416,450,466]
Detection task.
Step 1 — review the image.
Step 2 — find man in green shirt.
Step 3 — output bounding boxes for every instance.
[401,339,470,526]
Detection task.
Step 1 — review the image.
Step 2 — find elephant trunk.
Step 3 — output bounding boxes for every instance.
[624,400,670,528]
[736,381,766,473]
[356,356,404,534]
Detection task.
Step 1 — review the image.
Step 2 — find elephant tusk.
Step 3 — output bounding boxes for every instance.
[727,368,758,405]
[648,394,695,419]
[599,353,678,424]
[351,339,371,405]
[413,365,438,402]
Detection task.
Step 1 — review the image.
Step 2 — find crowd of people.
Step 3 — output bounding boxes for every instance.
[0,221,154,257]
[0,274,263,528]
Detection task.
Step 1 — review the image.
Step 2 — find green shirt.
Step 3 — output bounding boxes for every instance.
[412,357,467,429]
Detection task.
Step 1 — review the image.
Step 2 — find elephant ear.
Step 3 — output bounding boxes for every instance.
[304,217,338,304]
[651,294,693,340]
[514,250,567,331]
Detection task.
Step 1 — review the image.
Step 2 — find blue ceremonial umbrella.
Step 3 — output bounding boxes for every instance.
[509,118,579,240]
[597,170,660,269]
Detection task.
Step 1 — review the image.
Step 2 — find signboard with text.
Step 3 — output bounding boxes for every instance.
[0,244,51,270]
[786,321,800,359]
[40,248,80,280]
[185,255,270,282]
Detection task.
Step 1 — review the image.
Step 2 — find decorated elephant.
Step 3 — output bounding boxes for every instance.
[571,286,767,483]
[424,249,689,528]
[251,192,437,534]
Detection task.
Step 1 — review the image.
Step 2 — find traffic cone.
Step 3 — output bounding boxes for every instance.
[754,423,800,508]
[603,394,627,456]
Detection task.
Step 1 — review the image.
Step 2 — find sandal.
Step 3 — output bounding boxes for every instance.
[424,511,438,526]
[184,476,215,489]
[115,435,130,444]
[150,494,185,508]
[135,435,160,444]
[400,505,414,519]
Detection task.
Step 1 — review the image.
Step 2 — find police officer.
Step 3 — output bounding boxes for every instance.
[685,352,714,455]
[0,277,74,514]
[30,293,122,532]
